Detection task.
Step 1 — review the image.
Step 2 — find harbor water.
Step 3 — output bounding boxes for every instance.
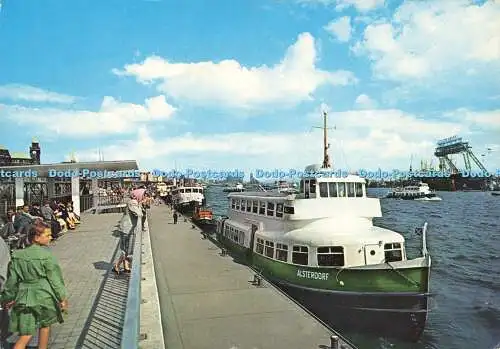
[203,186,500,349]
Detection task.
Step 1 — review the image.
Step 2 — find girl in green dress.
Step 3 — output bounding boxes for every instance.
[1,222,68,349]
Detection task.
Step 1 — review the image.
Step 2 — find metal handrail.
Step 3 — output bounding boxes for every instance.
[120,218,144,349]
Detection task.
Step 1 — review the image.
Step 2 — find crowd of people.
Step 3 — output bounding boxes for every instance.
[0,184,159,348]
[1,200,80,244]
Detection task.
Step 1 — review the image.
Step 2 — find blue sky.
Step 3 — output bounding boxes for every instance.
[0,0,499,178]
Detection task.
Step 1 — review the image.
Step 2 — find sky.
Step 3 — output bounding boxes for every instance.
[0,0,499,179]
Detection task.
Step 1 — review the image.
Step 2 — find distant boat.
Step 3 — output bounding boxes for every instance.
[491,192,500,196]
[386,182,442,201]
[223,183,245,192]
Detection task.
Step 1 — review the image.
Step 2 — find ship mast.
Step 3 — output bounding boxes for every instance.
[313,110,333,168]
[323,111,331,168]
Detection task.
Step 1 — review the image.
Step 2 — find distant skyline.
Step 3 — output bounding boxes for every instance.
[0,0,499,177]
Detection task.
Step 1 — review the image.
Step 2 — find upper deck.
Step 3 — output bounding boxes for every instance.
[226,166,382,224]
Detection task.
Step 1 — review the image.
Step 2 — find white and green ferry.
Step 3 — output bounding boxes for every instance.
[215,115,432,341]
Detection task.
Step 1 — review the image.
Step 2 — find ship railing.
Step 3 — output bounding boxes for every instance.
[415,222,429,257]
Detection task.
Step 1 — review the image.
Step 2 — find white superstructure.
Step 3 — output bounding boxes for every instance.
[219,165,429,269]
[171,185,205,206]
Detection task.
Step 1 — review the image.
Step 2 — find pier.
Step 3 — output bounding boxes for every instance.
[148,204,356,349]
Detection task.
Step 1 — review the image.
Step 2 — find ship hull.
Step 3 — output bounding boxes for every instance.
[174,200,199,214]
[216,233,430,341]
[420,175,490,191]
[275,281,428,341]
[192,218,216,230]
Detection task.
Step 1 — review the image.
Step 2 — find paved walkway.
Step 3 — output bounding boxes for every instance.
[149,205,352,349]
[6,212,130,349]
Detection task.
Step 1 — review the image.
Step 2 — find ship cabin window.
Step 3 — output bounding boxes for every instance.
[337,183,346,197]
[347,183,355,197]
[235,199,240,210]
[241,200,246,211]
[276,243,288,262]
[317,246,345,266]
[231,199,236,209]
[329,183,337,197]
[180,189,185,193]
[284,206,295,214]
[292,246,309,265]
[276,203,284,218]
[355,183,363,197]
[310,179,316,194]
[267,202,275,216]
[246,201,252,212]
[259,202,266,215]
[186,188,192,193]
[256,238,264,254]
[319,182,328,197]
[384,243,403,262]
[264,241,274,258]
[252,201,258,214]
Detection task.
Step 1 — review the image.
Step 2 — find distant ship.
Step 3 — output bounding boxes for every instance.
[415,136,493,191]
[386,182,442,201]
[223,183,245,192]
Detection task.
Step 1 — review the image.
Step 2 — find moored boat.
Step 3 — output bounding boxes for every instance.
[214,111,432,341]
[192,205,216,229]
[172,185,205,214]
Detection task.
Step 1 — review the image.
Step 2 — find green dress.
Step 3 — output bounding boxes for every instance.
[1,244,67,336]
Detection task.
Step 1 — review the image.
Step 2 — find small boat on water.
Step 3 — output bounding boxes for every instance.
[491,192,500,196]
[386,182,442,201]
[223,183,245,192]
[192,205,216,229]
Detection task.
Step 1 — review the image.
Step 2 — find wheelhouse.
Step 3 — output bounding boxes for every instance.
[298,176,366,199]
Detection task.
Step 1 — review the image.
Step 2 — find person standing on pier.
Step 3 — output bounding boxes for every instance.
[113,193,142,274]
[173,211,178,224]
[1,222,68,349]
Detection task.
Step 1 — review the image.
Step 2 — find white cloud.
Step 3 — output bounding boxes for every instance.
[72,108,500,173]
[354,0,500,81]
[453,109,500,129]
[298,0,384,12]
[324,16,352,42]
[1,95,176,137]
[0,84,77,104]
[335,0,385,12]
[354,94,377,109]
[112,33,357,110]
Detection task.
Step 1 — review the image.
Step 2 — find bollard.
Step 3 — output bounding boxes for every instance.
[253,274,262,286]
[330,335,339,349]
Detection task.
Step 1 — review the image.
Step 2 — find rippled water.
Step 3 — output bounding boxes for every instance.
[204,186,500,349]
